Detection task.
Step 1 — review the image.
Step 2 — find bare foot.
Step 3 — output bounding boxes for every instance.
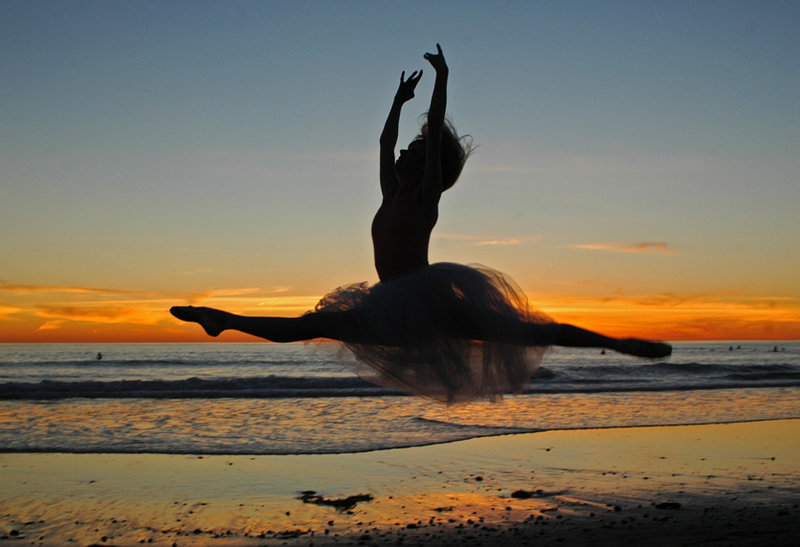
[170,306,230,337]
[616,338,672,358]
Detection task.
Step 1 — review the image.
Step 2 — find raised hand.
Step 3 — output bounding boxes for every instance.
[423,43,448,74]
[395,70,422,103]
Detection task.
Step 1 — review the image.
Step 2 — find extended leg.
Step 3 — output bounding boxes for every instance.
[169,306,372,344]
[445,304,671,358]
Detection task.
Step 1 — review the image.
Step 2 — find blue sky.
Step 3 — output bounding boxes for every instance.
[2,1,799,340]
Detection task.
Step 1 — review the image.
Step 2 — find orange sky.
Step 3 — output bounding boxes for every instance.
[2,283,798,343]
[3,4,799,345]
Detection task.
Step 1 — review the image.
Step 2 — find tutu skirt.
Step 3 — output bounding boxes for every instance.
[314,263,553,403]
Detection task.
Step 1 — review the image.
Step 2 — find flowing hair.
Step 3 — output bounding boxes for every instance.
[417,116,474,190]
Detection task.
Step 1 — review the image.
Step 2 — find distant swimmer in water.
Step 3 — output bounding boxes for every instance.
[96,352,103,360]
[171,44,671,403]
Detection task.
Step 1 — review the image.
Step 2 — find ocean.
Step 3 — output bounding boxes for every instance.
[1,341,798,455]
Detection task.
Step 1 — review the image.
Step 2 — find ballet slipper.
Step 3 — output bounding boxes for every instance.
[170,306,227,337]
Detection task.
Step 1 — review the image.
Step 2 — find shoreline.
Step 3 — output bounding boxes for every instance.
[0,415,798,457]
[2,419,799,545]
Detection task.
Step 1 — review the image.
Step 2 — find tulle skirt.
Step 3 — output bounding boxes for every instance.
[314,263,553,403]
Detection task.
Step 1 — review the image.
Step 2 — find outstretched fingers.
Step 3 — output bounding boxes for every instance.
[401,69,421,83]
[396,69,422,102]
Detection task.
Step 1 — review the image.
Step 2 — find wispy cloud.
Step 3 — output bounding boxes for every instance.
[179,147,373,180]
[36,320,64,331]
[0,305,22,319]
[34,304,163,325]
[194,287,263,300]
[567,242,677,255]
[434,233,540,246]
[0,283,152,296]
[533,291,800,340]
[475,238,525,246]
[0,283,295,303]
[470,146,724,176]
[433,233,482,241]
[0,282,320,333]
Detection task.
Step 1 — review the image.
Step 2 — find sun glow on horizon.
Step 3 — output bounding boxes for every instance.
[1,282,798,343]
[1,4,798,345]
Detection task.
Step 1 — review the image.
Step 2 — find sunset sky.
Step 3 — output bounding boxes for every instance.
[2,1,799,342]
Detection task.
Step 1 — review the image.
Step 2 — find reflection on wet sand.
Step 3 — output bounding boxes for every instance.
[1,419,798,545]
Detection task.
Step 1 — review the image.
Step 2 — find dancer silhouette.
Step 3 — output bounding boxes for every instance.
[171,44,671,403]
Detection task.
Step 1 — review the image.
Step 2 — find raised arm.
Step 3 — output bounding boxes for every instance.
[421,44,448,203]
[380,70,422,197]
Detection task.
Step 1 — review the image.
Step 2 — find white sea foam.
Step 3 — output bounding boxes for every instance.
[0,342,798,454]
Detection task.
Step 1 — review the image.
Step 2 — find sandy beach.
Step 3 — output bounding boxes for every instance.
[2,419,798,546]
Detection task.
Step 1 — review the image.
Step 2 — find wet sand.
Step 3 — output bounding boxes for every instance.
[1,419,798,546]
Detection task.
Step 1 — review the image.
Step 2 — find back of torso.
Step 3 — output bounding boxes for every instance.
[371,193,437,282]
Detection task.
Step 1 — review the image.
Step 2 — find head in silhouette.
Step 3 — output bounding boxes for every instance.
[395,118,472,190]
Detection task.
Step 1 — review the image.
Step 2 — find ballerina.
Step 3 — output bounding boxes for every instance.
[171,44,671,403]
